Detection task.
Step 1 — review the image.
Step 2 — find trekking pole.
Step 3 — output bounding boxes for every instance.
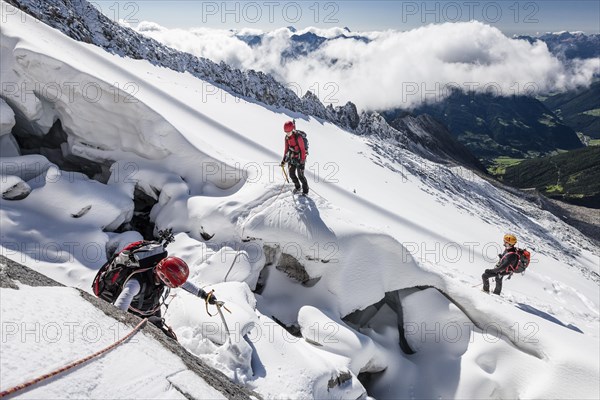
[472,283,483,288]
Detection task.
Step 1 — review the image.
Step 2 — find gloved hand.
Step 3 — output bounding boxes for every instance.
[148,316,163,324]
[280,161,285,167]
[498,254,503,259]
[507,273,513,280]
[200,289,218,304]
[207,293,217,305]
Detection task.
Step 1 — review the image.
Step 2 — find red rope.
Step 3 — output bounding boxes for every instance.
[0,318,148,398]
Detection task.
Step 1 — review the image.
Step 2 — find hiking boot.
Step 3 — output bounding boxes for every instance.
[293,187,301,194]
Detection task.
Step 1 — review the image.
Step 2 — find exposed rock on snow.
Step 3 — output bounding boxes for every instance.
[1,175,31,200]
[277,252,311,284]
[260,244,322,287]
[0,254,63,288]
[71,204,92,218]
[327,371,353,390]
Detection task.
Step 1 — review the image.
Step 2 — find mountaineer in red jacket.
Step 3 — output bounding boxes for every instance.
[93,240,216,340]
[280,120,309,195]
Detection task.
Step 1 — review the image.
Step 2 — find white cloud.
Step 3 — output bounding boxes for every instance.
[136,21,165,32]
[134,21,600,111]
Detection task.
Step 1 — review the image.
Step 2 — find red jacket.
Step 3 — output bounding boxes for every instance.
[284,133,307,163]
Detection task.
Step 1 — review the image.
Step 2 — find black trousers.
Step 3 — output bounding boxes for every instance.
[482,268,509,294]
[289,163,309,194]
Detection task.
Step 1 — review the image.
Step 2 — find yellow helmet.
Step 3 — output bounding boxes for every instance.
[503,233,517,245]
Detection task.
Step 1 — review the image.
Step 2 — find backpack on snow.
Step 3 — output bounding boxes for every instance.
[92,241,168,303]
[511,248,531,273]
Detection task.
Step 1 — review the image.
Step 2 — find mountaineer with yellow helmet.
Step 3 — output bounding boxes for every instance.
[482,233,521,295]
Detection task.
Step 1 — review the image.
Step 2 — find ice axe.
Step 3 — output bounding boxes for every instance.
[215,301,232,345]
[281,163,289,183]
[204,290,232,344]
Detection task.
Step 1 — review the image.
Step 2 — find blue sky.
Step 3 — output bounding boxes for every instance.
[95,0,600,34]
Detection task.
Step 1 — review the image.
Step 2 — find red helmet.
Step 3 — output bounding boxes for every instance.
[284,121,295,133]
[155,257,189,288]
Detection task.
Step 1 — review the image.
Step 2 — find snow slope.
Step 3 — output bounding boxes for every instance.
[0,276,227,399]
[1,4,599,399]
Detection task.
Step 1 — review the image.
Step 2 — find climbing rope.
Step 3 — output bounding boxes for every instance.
[307,186,327,202]
[0,318,149,398]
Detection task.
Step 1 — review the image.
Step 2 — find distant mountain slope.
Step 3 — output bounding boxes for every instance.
[502,146,600,208]
[541,81,600,139]
[402,91,584,164]
[383,112,485,171]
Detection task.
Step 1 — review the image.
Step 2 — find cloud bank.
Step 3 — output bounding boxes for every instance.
[134,21,600,111]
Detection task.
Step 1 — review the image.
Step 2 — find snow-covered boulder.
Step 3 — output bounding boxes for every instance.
[105,230,144,257]
[0,98,16,136]
[0,155,51,182]
[298,305,387,375]
[0,133,21,157]
[402,288,471,356]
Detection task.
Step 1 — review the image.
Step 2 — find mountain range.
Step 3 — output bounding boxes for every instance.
[516,31,600,60]
[236,28,599,62]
